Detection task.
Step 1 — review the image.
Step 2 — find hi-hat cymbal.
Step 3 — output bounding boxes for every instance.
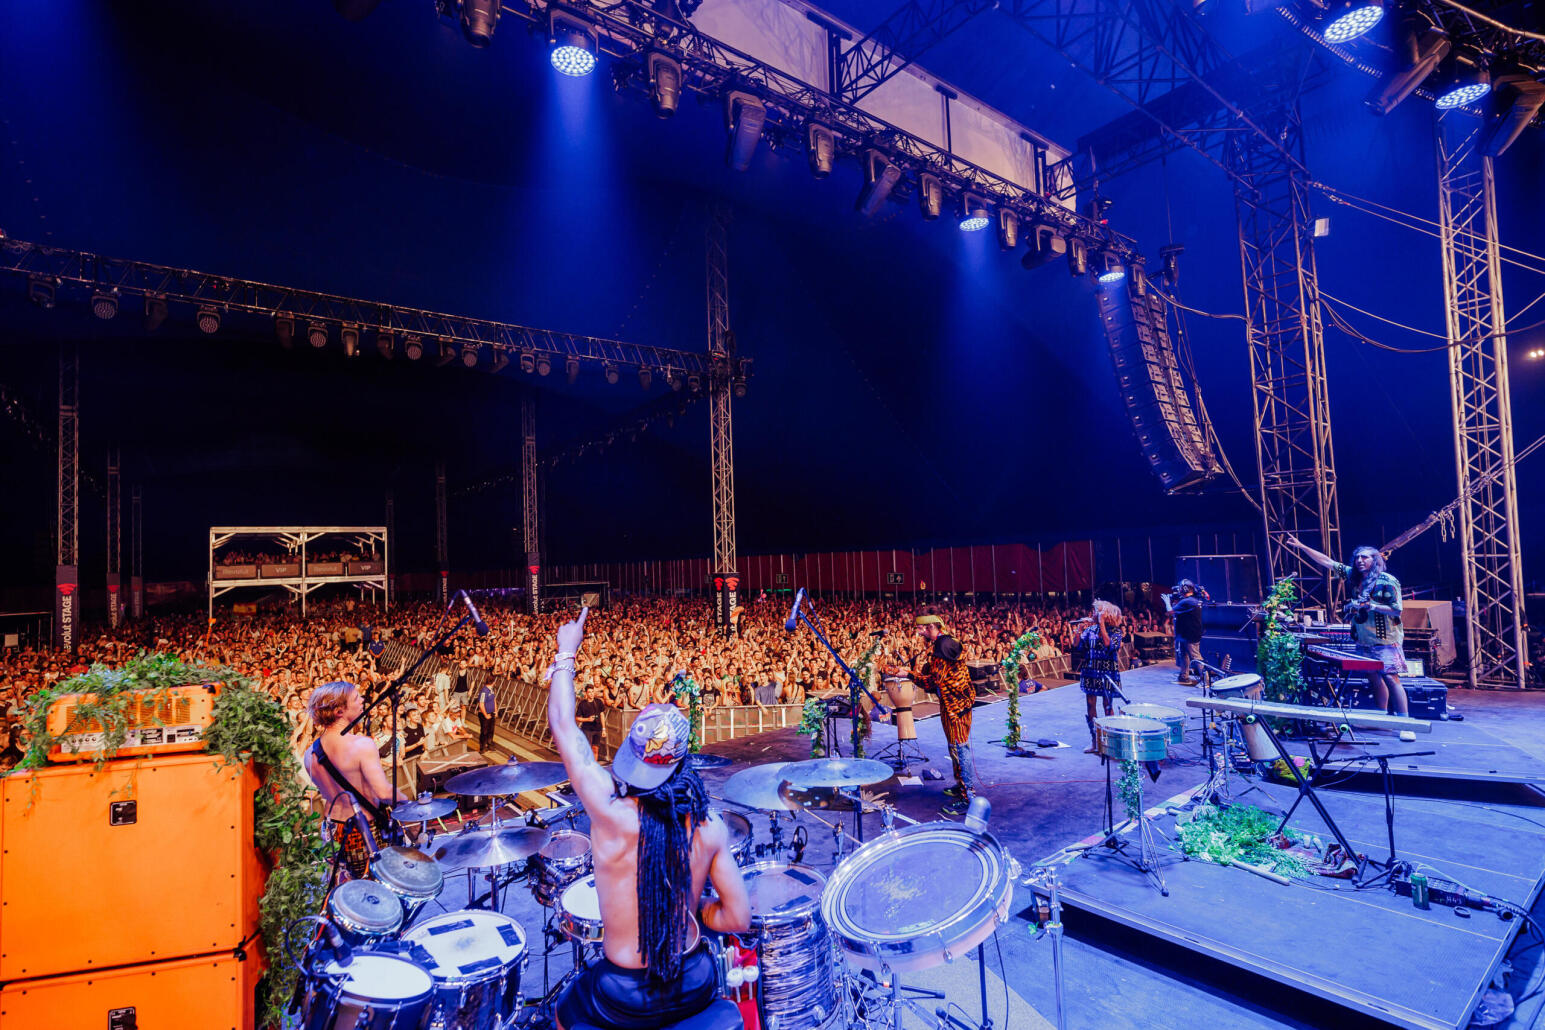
[391,797,458,823]
[780,757,894,791]
[445,762,570,798]
[433,826,551,870]
[719,761,795,812]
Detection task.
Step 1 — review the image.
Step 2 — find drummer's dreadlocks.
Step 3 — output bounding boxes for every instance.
[631,761,709,983]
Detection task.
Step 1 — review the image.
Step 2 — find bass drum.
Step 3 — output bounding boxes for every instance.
[300,951,434,1030]
[401,910,527,1030]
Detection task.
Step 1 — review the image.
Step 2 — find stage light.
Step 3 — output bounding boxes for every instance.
[639,367,652,390]
[273,313,293,346]
[958,196,990,232]
[404,335,424,360]
[1021,225,1067,270]
[668,369,684,391]
[566,356,581,384]
[519,350,535,374]
[647,52,681,117]
[1367,14,1450,115]
[733,376,747,398]
[196,306,222,334]
[341,325,360,357]
[1434,50,1491,110]
[1160,244,1184,287]
[490,350,510,373]
[308,323,329,348]
[91,292,118,320]
[27,278,53,308]
[996,208,1020,250]
[604,363,620,385]
[856,150,901,216]
[1322,0,1383,44]
[1128,263,1148,298]
[1067,238,1088,277]
[1313,217,1332,237]
[724,92,766,172]
[461,0,500,48]
[461,344,479,368]
[688,373,702,393]
[377,332,395,360]
[1529,348,1545,360]
[549,14,596,76]
[1482,62,1545,157]
[437,340,457,367]
[1095,253,1126,285]
[535,353,552,376]
[806,124,835,178]
[918,174,943,220]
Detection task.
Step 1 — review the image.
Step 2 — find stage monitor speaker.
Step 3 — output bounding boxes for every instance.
[0,753,265,981]
[1175,554,1263,605]
[0,950,258,1030]
[1097,287,1222,493]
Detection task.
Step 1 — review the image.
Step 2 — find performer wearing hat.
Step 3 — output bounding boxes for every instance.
[546,608,751,1030]
[911,606,978,817]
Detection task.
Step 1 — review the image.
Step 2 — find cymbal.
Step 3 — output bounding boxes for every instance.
[433,826,551,870]
[780,757,894,791]
[445,762,570,798]
[719,761,795,812]
[391,797,458,823]
[688,752,734,770]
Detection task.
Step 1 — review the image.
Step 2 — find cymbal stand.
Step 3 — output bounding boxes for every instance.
[1077,758,1170,896]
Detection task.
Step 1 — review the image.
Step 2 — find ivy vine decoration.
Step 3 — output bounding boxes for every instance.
[848,637,886,761]
[999,629,1041,750]
[798,698,828,759]
[1117,759,1144,824]
[1257,578,1306,705]
[670,673,704,752]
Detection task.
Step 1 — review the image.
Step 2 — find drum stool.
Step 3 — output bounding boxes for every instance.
[570,998,743,1030]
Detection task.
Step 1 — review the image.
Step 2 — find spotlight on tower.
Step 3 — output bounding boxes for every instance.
[639,367,652,390]
[460,343,479,368]
[1482,61,1545,157]
[1434,49,1491,109]
[437,340,457,367]
[566,355,581,384]
[996,208,1020,250]
[196,306,221,334]
[273,313,293,347]
[688,373,702,393]
[308,323,329,349]
[855,150,901,216]
[404,334,424,361]
[1020,225,1068,270]
[958,194,990,232]
[519,350,535,374]
[1366,13,1450,115]
[1160,244,1184,286]
[27,278,54,309]
[724,92,766,172]
[604,362,620,385]
[806,123,836,178]
[377,332,395,360]
[647,52,682,116]
[549,13,596,75]
[341,325,360,357]
[1321,0,1383,44]
[535,353,552,377]
[461,0,500,47]
[91,292,118,320]
[668,369,684,392]
[1095,253,1126,285]
[1067,238,1089,277]
[918,174,943,220]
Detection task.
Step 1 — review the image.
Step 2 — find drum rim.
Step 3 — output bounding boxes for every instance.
[372,846,445,898]
[820,823,1012,969]
[741,860,828,924]
[402,909,528,982]
[329,881,405,933]
[323,951,436,1002]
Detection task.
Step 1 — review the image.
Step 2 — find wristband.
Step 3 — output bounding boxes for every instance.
[555,650,578,661]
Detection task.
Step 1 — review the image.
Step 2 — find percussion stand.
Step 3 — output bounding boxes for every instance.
[1081,758,1169,896]
[1023,865,1069,1030]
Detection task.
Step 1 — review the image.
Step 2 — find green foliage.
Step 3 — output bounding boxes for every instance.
[849,637,886,761]
[670,675,704,752]
[1117,759,1144,823]
[1174,803,1319,878]
[1257,578,1306,705]
[999,629,1041,749]
[798,698,828,758]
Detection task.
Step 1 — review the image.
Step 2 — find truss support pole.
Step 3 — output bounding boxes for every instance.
[1229,103,1342,610]
[522,395,541,615]
[130,484,143,620]
[384,490,396,611]
[55,342,80,650]
[435,460,449,605]
[708,202,739,631]
[1437,117,1527,690]
[106,448,122,630]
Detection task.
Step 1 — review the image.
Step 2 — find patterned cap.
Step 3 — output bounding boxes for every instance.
[611,702,691,790]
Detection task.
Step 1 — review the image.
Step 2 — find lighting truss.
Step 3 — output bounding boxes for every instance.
[832,0,998,104]
[707,202,736,588]
[521,395,541,614]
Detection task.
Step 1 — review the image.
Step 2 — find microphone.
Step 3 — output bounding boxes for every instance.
[322,921,354,967]
[784,588,806,633]
[457,590,490,636]
[963,795,991,834]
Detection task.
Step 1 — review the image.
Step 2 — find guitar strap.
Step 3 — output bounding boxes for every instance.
[309,738,391,832]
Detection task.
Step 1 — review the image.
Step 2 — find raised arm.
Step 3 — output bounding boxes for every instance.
[546,608,616,818]
[1283,535,1337,572]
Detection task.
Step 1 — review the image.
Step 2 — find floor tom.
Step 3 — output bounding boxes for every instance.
[300,952,434,1030]
[741,861,840,1030]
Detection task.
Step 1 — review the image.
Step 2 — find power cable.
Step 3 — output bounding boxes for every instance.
[1320,290,1450,340]
[1148,284,1251,324]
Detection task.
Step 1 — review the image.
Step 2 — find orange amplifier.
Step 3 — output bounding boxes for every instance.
[46,682,222,762]
[0,950,258,1030]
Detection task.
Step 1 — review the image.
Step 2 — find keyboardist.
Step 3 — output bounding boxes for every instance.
[1284,536,1409,716]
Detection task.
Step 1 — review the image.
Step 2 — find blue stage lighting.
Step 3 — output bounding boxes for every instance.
[550,17,597,76]
[1096,253,1126,284]
[1323,1,1383,44]
[1434,51,1491,109]
[1436,80,1491,109]
[551,44,596,76]
[958,194,990,232]
[1098,268,1126,284]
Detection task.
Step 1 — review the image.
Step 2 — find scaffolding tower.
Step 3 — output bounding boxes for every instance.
[708,203,739,626]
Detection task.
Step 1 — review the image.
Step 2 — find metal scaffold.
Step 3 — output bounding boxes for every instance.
[1436,117,1527,690]
[522,395,541,614]
[55,342,79,650]
[435,460,449,605]
[107,448,122,629]
[707,203,738,626]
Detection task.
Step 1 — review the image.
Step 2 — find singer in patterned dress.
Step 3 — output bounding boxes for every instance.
[1077,600,1126,753]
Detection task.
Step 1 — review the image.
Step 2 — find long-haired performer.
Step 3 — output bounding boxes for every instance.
[1077,600,1126,754]
[1284,537,1409,716]
[546,608,751,1030]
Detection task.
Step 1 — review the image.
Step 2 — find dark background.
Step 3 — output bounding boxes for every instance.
[0,0,1541,603]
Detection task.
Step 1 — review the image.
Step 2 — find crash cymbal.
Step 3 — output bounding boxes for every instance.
[688,752,734,769]
[432,826,551,870]
[780,757,894,791]
[445,762,570,798]
[391,796,458,823]
[719,761,795,812]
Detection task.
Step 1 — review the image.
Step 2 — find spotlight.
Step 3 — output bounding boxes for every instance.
[308,323,329,348]
[377,332,395,359]
[687,373,702,393]
[490,350,510,373]
[196,306,222,334]
[1160,244,1184,287]
[1128,263,1148,298]
[733,376,747,398]
[437,340,457,367]
[27,278,54,309]
[341,325,360,357]
[1482,62,1545,157]
[535,353,552,376]
[1095,253,1126,285]
[549,14,596,76]
[996,208,1020,250]
[1313,217,1332,237]
[856,150,901,216]
[918,174,943,220]
[1067,238,1089,277]
[1367,13,1450,115]
[668,370,684,391]
[1434,49,1491,110]
[639,367,652,390]
[273,313,293,347]
[404,334,424,361]
[565,355,581,384]
[460,344,479,368]
[806,124,835,178]
[604,363,620,385]
[1020,225,1067,270]
[647,52,682,117]
[1321,0,1383,44]
[958,194,990,232]
[461,0,500,48]
[519,350,535,374]
[1529,348,1545,360]
[91,292,118,320]
[724,92,766,172]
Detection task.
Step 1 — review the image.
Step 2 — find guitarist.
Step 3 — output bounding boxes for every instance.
[304,680,409,879]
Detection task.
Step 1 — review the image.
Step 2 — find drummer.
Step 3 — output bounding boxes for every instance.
[911,607,979,818]
[546,608,751,1030]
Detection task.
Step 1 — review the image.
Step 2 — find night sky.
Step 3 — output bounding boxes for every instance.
[0,0,1541,605]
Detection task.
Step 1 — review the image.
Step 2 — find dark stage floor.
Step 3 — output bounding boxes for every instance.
[432,664,1545,1030]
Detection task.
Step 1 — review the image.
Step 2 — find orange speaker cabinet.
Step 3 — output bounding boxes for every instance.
[0,753,268,982]
[0,950,258,1030]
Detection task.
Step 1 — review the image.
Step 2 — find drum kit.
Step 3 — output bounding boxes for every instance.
[295,752,1025,1030]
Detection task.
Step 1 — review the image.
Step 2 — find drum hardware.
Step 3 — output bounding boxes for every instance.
[783,757,893,846]
[1081,715,1174,896]
[1020,865,1069,1030]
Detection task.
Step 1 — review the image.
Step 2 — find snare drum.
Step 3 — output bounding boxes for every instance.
[1121,703,1186,746]
[881,676,917,741]
[742,861,840,1030]
[327,879,404,948]
[371,845,443,925]
[532,829,592,907]
[717,809,755,867]
[822,821,1013,974]
[401,910,527,1030]
[300,951,434,1030]
[558,874,605,943]
[1094,715,1170,762]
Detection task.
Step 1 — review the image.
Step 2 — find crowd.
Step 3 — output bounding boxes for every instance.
[0,589,1174,776]
[216,548,367,566]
